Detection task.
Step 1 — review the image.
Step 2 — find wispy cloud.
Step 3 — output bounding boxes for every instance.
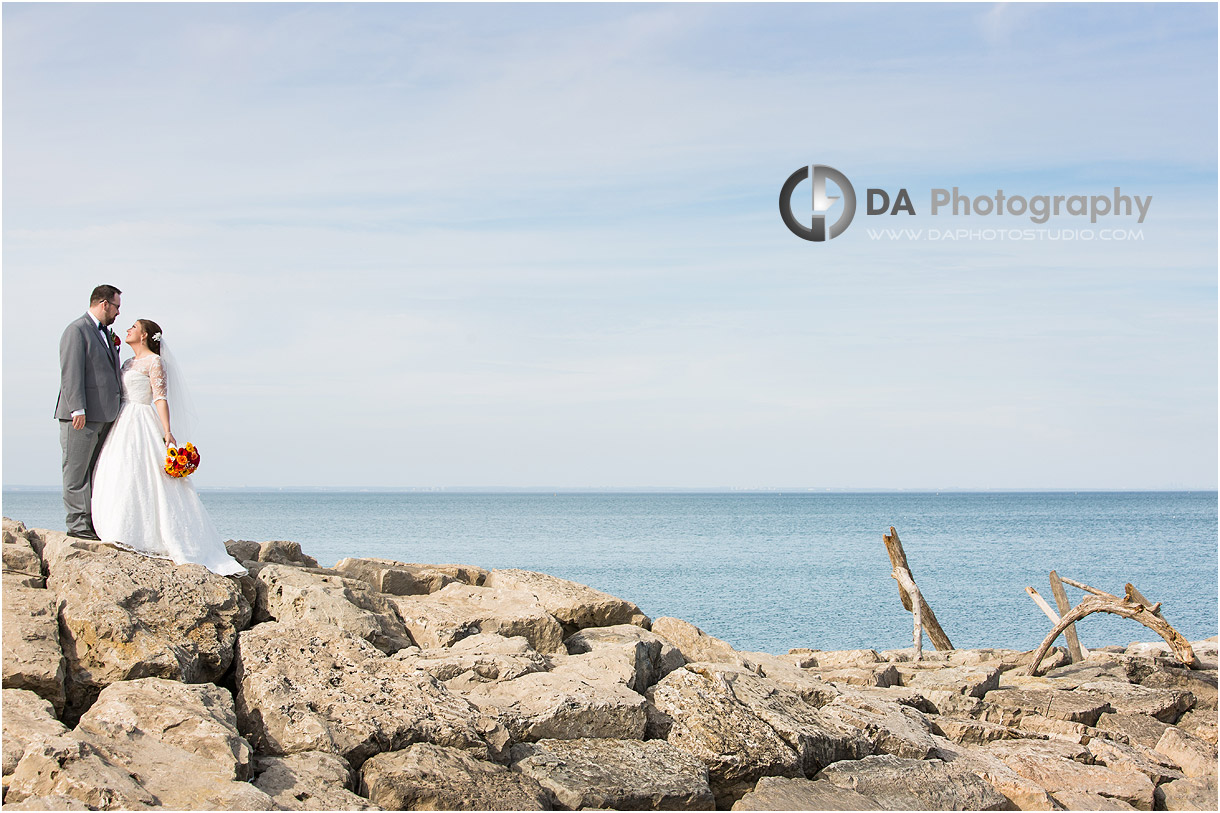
[4,3,1215,489]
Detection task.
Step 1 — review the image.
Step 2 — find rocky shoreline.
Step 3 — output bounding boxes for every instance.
[3,517,1216,811]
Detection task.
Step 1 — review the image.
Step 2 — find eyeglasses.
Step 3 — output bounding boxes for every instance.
[104,299,120,310]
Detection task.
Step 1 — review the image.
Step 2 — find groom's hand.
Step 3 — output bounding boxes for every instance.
[72,415,86,430]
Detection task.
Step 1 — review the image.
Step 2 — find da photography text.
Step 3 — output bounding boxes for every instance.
[780,164,1153,242]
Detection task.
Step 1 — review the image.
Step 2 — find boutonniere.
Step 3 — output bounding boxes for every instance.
[110,331,120,348]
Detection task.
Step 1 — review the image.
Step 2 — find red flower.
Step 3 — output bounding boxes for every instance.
[112,333,121,347]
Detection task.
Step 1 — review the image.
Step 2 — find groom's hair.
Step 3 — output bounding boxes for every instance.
[90,284,122,305]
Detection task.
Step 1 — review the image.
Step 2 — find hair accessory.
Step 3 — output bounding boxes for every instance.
[152,332,162,342]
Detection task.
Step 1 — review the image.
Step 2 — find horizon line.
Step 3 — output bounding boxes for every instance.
[4,485,1217,495]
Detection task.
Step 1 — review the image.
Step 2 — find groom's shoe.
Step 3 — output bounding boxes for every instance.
[72,529,101,541]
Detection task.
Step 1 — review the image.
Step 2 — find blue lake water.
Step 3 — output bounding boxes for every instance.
[4,490,1215,655]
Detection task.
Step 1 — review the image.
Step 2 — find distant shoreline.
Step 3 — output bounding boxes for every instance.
[4,486,1217,495]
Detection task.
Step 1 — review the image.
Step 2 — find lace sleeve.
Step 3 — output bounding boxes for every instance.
[149,356,168,404]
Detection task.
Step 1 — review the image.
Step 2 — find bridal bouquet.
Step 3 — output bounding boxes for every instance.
[164,443,201,478]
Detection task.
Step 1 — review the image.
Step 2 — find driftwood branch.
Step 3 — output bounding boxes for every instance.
[1057,576,1117,600]
[892,567,923,661]
[1025,593,1199,676]
[1049,571,1085,663]
[883,527,915,612]
[883,527,953,651]
[1125,583,1163,617]
[1026,586,1091,658]
[1025,587,1061,624]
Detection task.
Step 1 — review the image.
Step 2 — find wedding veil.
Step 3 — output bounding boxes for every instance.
[157,340,201,447]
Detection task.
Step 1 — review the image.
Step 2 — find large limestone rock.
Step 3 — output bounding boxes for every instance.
[554,641,662,695]
[254,751,383,810]
[645,666,801,806]
[1154,776,1219,811]
[900,686,983,717]
[333,557,477,595]
[1127,640,1214,668]
[2,794,93,810]
[981,687,1109,727]
[225,539,261,563]
[2,580,66,713]
[361,743,551,810]
[390,583,566,654]
[902,665,1001,698]
[1095,711,1174,749]
[983,738,1156,810]
[1175,707,1218,745]
[932,736,1060,810]
[3,521,45,587]
[252,563,413,654]
[1077,679,1195,723]
[817,754,1009,810]
[510,738,715,810]
[1013,713,1112,745]
[737,652,841,706]
[650,617,745,666]
[931,716,1027,746]
[74,677,276,810]
[809,649,882,669]
[1048,789,1142,809]
[4,735,159,809]
[255,540,319,567]
[2,689,68,794]
[1087,737,1186,786]
[1041,657,1143,689]
[731,776,884,811]
[818,692,941,760]
[235,621,507,768]
[686,662,869,775]
[566,624,686,681]
[1155,727,1218,778]
[41,531,251,717]
[817,664,902,689]
[483,568,650,630]
[1142,667,1218,711]
[395,633,550,687]
[946,648,1035,670]
[456,663,649,743]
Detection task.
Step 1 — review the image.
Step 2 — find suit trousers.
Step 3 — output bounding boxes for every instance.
[60,418,112,535]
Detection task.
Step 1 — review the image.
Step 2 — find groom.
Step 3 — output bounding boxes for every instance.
[55,284,123,539]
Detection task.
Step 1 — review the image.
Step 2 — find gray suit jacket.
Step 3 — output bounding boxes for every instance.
[55,314,122,423]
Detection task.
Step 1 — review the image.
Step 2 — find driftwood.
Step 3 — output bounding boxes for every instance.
[1058,576,1111,598]
[1125,583,1164,617]
[883,527,953,651]
[891,566,923,661]
[1025,586,1061,624]
[1025,586,1090,658]
[1049,571,1085,663]
[1025,580,1199,676]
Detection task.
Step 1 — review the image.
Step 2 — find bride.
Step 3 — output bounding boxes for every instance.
[91,319,246,576]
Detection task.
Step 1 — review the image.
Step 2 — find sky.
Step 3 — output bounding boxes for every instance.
[3,2,1216,490]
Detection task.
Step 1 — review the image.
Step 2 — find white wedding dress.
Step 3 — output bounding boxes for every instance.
[91,354,246,576]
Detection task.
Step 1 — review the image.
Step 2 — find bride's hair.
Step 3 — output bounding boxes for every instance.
[137,319,163,354]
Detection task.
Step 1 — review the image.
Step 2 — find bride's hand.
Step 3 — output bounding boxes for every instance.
[164,432,177,448]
